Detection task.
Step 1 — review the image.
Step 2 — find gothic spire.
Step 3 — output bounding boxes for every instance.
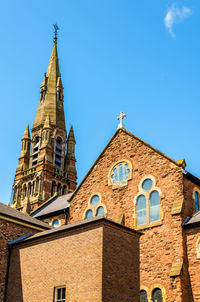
[32,26,66,131]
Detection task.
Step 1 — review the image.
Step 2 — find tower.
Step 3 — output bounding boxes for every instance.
[11,27,77,213]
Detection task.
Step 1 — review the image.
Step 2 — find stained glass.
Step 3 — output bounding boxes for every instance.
[85,209,93,219]
[150,191,160,223]
[195,191,200,212]
[90,195,100,206]
[96,206,105,217]
[142,178,153,191]
[137,195,147,226]
[111,162,130,186]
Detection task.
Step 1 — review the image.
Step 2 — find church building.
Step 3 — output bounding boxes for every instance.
[1,27,200,301]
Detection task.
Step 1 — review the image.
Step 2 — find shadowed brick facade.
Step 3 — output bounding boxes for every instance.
[6,218,140,302]
[0,203,50,302]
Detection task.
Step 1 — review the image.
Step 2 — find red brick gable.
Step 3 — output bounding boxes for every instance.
[69,128,183,226]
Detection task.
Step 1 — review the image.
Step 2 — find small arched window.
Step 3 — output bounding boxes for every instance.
[140,290,148,302]
[195,191,200,212]
[32,136,39,166]
[137,195,147,226]
[85,209,93,219]
[152,288,163,302]
[52,219,59,228]
[55,137,62,169]
[96,206,105,217]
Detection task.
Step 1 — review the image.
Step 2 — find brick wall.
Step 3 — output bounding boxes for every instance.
[0,219,38,302]
[6,219,140,302]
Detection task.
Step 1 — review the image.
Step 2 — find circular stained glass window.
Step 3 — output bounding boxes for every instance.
[142,178,153,191]
[111,162,130,186]
[52,219,59,228]
[90,195,100,206]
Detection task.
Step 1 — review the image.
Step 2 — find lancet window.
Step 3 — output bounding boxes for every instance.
[32,136,40,166]
[134,176,163,229]
[55,137,62,169]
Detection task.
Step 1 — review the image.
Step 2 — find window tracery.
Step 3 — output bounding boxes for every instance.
[108,159,132,189]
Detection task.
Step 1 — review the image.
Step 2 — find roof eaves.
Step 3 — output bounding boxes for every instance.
[30,193,58,216]
[12,217,142,246]
[0,212,51,230]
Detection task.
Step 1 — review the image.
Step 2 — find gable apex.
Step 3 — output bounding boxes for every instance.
[69,128,181,203]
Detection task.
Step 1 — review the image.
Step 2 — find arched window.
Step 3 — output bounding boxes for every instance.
[140,290,148,302]
[96,206,105,217]
[32,136,39,166]
[90,195,100,206]
[57,183,61,196]
[150,191,160,223]
[84,194,107,219]
[62,185,67,195]
[55,137,62,169]
[85,209,93,219]
[152,288,163,302]
[195,191,200,212]
[51,181,56,196]
[135,176,162,228]
[137,195,147,226]
[52,219,60,228]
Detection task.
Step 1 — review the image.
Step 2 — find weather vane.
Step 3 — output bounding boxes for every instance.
[53,23,59,42]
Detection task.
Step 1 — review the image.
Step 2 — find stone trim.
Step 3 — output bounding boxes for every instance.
[196,236,200,259]
[149,283,167,302]
[0,215,46,231]
[133,175,164,230]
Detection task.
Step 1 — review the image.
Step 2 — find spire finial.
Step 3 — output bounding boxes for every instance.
[53,23,59,43]
[117,112,126,129]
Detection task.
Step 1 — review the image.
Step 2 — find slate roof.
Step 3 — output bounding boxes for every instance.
[0,202,51,230]
[9,216,141,246]
[31,193,72,219]
[183,211,200,228]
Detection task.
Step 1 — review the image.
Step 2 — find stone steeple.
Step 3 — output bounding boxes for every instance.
[11,28,77,213]
[32,37,65,131]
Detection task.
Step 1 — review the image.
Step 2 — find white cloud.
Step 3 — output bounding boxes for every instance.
[164,4,192,37]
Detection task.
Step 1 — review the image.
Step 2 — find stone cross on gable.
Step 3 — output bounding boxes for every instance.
[117,112,126,129]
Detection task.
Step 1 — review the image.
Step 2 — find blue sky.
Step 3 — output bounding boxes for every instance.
[0,0,200,204]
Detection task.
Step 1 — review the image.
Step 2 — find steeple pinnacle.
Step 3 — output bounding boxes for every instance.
[32,25,66,131]
[22,124,30,140]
